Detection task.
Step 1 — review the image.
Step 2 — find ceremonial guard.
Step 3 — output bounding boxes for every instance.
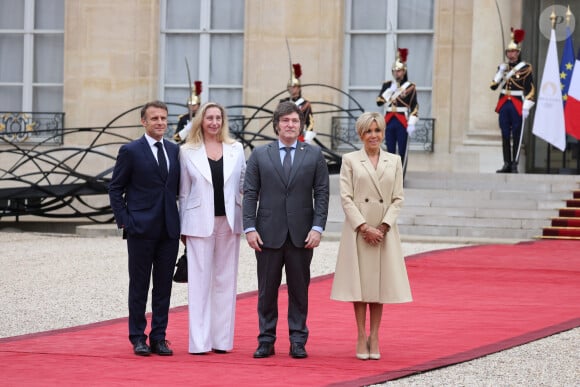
[280,63,316,143]
[490,28,535,173]
[376,48,419,170]
[174,80,202,143]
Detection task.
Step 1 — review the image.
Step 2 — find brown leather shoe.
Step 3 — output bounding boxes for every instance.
[253,342,275,358]
[150,340,173,356]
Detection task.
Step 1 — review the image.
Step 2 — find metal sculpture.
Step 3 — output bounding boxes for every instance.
[0,86,364,222]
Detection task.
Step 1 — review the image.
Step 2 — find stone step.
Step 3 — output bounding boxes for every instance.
[551,217,580,227]
[404,171,580,193]
[399,214,550,229]
[408,196,539,210]
[330,197,560,220]
[403,206,556,220]
[405,188,571,203]
[406,170,580,184]
[327,171,579,241]
[398,224,537,239]
[542,226,580,238]
[560,208,580,217]
[536,235,580,240]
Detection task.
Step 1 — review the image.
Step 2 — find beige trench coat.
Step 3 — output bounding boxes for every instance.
[330,149,412,303]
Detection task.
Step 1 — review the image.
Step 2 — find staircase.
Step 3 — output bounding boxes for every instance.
[326,171,580,242]
[541,190,580,239]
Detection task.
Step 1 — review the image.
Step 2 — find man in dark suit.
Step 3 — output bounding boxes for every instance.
[243,101,329,359]
[108,100,180,357]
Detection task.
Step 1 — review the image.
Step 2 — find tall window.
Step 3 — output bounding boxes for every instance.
[344,0,433,117]
[160,0,245,117]
[0,0,64,112]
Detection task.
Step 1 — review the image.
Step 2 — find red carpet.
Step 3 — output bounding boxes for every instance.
[560,208,580,217]
[1,240,579,386]
[552,217,580,227]
[542,190,580,240]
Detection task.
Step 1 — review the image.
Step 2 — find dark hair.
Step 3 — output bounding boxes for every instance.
[272,101,304,134]
[140,100,168,119]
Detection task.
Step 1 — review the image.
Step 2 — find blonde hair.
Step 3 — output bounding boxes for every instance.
[355,111,385,137]
[184,102,234,147]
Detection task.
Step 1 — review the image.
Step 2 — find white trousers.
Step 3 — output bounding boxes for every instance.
[186,216,240,353]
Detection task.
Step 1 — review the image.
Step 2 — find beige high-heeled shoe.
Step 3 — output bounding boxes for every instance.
[368,336,380,360]
[356,338,370,360]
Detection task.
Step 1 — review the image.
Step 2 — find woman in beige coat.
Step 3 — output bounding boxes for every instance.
[330,111,412,360]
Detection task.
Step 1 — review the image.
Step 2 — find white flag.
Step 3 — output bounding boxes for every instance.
[532,29,566,151]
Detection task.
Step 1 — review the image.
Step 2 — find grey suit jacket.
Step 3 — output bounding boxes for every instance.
[243,141,329,249]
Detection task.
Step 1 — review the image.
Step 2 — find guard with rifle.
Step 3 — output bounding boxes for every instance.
[490,28,535,173]
[376,48,419,175]
[174,80,202,143]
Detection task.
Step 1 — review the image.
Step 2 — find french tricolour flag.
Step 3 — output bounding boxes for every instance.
[565,49,580,140]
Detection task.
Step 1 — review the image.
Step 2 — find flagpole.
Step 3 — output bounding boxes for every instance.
[563,7,571,170]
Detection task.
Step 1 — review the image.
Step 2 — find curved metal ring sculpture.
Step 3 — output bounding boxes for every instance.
[0,85,364,222]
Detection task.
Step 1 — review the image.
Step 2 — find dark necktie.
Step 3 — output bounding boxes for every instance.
[283,146,292,179]
[155,142,168,180]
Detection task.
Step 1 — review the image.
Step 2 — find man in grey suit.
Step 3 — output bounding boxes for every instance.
[243,101,330,359]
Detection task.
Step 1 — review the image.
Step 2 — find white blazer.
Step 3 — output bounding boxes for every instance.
[179,141,246,237]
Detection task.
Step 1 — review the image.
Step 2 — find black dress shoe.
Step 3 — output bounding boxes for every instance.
[151,340,173,356]
[213,349,227,354]
[496,163,511,173]
[253,342,275,358]
[289,342,307,359]
[133,340,151,356]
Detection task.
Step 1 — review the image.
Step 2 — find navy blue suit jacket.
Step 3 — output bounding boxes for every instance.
[108,135,180,240]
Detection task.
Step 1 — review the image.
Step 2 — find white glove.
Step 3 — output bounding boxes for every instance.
[381,82,397,101]
[523,99,535,111]
[493,63,508,83]
[522,99,534,120]
[407,124,416,136]
[303,130,316,143]
[176,120,192,142]
[407,115,419,126]
[522,109,529,119]
[493,71,504,84]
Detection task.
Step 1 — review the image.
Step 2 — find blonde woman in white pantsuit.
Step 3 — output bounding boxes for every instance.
[179,102,245,354]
